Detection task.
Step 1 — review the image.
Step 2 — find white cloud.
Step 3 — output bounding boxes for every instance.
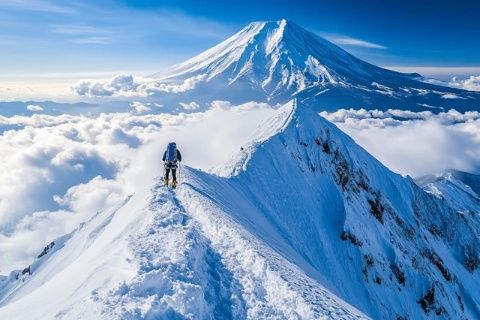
[0,0,75,14]
[26,104,44,112]
[323,108,480,176]
[179,101,200,111]
[50,25,109,36]
[71,74,206,97]
[441,93,465,99]
[448,76,480,92]
[150,74,207,94]
[320,108,433,126]
[50,25,113,45]
[70,37,111,45]
[0,72,151,101]
[53,176,124,213]
[72,74,138,97]
[130,101,151,114]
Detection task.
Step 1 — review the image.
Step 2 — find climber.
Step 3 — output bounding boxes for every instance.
[162,142,182,188]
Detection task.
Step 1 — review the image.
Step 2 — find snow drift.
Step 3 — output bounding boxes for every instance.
[1,100,479,319]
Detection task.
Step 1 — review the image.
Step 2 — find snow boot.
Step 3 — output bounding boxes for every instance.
[164,177,169,187]
[172,180,177,189]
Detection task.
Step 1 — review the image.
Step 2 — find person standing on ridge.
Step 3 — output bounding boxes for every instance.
[162,142,182,188]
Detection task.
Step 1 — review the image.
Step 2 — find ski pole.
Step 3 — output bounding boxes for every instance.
[162,162,166,185]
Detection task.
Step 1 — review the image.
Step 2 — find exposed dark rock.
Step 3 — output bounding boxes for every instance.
[21,265,31,276]
[424,250,451,282]
[362,254,374,280]
[390,264,406,286]
[340,231,363,247]
[38,241,55,259]
[368,196,384,224]
[463,245,479,273]
[418,286,436,313]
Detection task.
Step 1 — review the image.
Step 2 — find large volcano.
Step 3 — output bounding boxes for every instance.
[150,19,480,111]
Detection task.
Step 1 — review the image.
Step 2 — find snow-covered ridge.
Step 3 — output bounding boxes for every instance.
[1,100,479,319]
[216,100,296,177]
[179,100,480,319]
[0,177,367,319]
[416,169,480,215]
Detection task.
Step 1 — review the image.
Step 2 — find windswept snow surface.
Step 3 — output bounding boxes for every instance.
[1,100,480,319]
[0,178,366,319]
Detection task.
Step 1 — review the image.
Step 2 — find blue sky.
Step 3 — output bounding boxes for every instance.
[1,0,479,79]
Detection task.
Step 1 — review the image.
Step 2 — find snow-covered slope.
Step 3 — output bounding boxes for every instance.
[150,19,480,112]
[176,100,480,319]
[0,101,369,319]
[0,179,366,319]
[1,100,479,319]
[416,170,480,216]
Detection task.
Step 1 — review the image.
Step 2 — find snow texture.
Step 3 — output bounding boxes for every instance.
[1,100,479,319]
[0,175,366,319]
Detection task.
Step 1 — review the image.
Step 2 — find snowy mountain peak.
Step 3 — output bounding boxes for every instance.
[150,20,480,111]
[152,19,375,97]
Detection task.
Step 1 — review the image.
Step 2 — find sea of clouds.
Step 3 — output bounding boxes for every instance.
[321,108,480,177]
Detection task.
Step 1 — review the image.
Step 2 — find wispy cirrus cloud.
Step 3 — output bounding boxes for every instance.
[50,25,113,45]
[322,34,387,49]
[0,1,234,81]
[0,0,75,14]
[69,36,111,45]
[50,25,109,36]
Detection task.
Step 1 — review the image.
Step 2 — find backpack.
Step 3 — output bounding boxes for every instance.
[166,142,177,162]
